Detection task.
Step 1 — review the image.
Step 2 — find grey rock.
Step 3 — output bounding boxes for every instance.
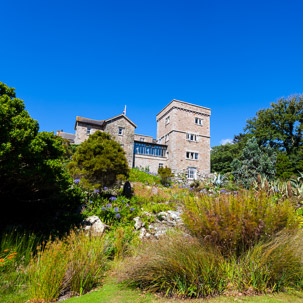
[134,216,144,230]
[82,216,109,235]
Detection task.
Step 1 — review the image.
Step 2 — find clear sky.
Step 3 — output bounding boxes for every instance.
[1,0,302,147]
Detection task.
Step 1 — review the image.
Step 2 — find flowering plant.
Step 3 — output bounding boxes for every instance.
[83,196,138,226]
[0,249,17,271]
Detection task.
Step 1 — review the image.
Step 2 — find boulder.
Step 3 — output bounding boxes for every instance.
[134,216,144,230]
[82,215,109,235]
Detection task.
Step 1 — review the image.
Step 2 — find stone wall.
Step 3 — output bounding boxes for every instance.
[133,154,167,174]
[74,122,104,144]
[104,116,135,168]
[156,99,211,178]
[134,134,154,143]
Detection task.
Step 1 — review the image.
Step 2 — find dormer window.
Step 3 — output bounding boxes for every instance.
[118,127,124,136]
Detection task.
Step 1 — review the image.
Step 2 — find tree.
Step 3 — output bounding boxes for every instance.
[245,95,303,155]
[68,131,129,189]
[231,137,277,188]
[0,82,82,232]
[211,143,242,174]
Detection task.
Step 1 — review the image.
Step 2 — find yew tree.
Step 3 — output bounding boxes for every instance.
[68,131,129,189]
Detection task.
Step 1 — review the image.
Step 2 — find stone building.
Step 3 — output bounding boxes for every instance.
[57,99,211,179]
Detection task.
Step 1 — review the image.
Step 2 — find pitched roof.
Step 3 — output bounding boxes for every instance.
[74,116,105,129]
[105,114,137,128]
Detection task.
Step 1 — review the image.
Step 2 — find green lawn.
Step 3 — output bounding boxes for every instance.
[65,280,303,303]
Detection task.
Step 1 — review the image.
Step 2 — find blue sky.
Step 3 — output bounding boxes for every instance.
[1,0,302,147]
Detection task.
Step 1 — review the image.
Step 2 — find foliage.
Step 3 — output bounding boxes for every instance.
[128,167,160,185]
[0,82,83,232]
[158,166,173,186]
[0,232,39,302]
[68,131,129,190]
[231,137,277,188]
[119,230,303,298]
[28,230,109,302]
[182,191,299,256]
[211,143,242,174]
[245,95,303,155]
[119,232,225,297]
[82,195,139,226]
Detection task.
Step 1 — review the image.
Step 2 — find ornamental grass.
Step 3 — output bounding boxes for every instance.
[182,191,300,256]
[28,230,108,302]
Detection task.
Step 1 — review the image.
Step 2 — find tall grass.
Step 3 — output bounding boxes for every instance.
[119,232,226,297]
[182,191,300,256]
[28,230,109,302]
[119,230,303,298]
[0,232,40,302]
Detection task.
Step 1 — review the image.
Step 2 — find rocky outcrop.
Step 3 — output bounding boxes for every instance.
[135,210,182,240]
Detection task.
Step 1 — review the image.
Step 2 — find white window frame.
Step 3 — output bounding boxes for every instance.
[188,167,197,180]
[87,127,91,135]
[118,127,124,136]
[186,133,197,142]
[195,117,203,125]
[186,151,199,160]
[159,163,163,169]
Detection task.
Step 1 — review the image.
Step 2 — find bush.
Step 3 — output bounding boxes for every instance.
[82,195,139,226]
[182,191,300,256]
[68,131,129,190]
[28,230,109,302]
[158,166,173,187]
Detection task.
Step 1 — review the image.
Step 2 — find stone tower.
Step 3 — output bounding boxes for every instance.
[156,99,211,179]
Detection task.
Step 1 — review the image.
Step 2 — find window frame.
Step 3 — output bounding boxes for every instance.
[186,133,197,142]
[195,117,203,126]
[186,151,199,160]
[118,127,124,136]
[188,167,197,180]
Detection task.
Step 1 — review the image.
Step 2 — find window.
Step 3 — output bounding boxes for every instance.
[134,142,167,157]
[165,116,170,125]
[140,137,145,142]
[186,133,197,141]
[159,163,163,169]
[86,127,91,135]
[118,127,124,135]
[165,134,169,142]
[195,117,203,125]
[188,167,197,179]
[186,151,199,160]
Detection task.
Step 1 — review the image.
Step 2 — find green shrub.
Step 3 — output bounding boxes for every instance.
[158,166,173,187]
[182,191,300,256]
[119,232,225,297]
[68,131,129,190]
[83,195,139,226]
